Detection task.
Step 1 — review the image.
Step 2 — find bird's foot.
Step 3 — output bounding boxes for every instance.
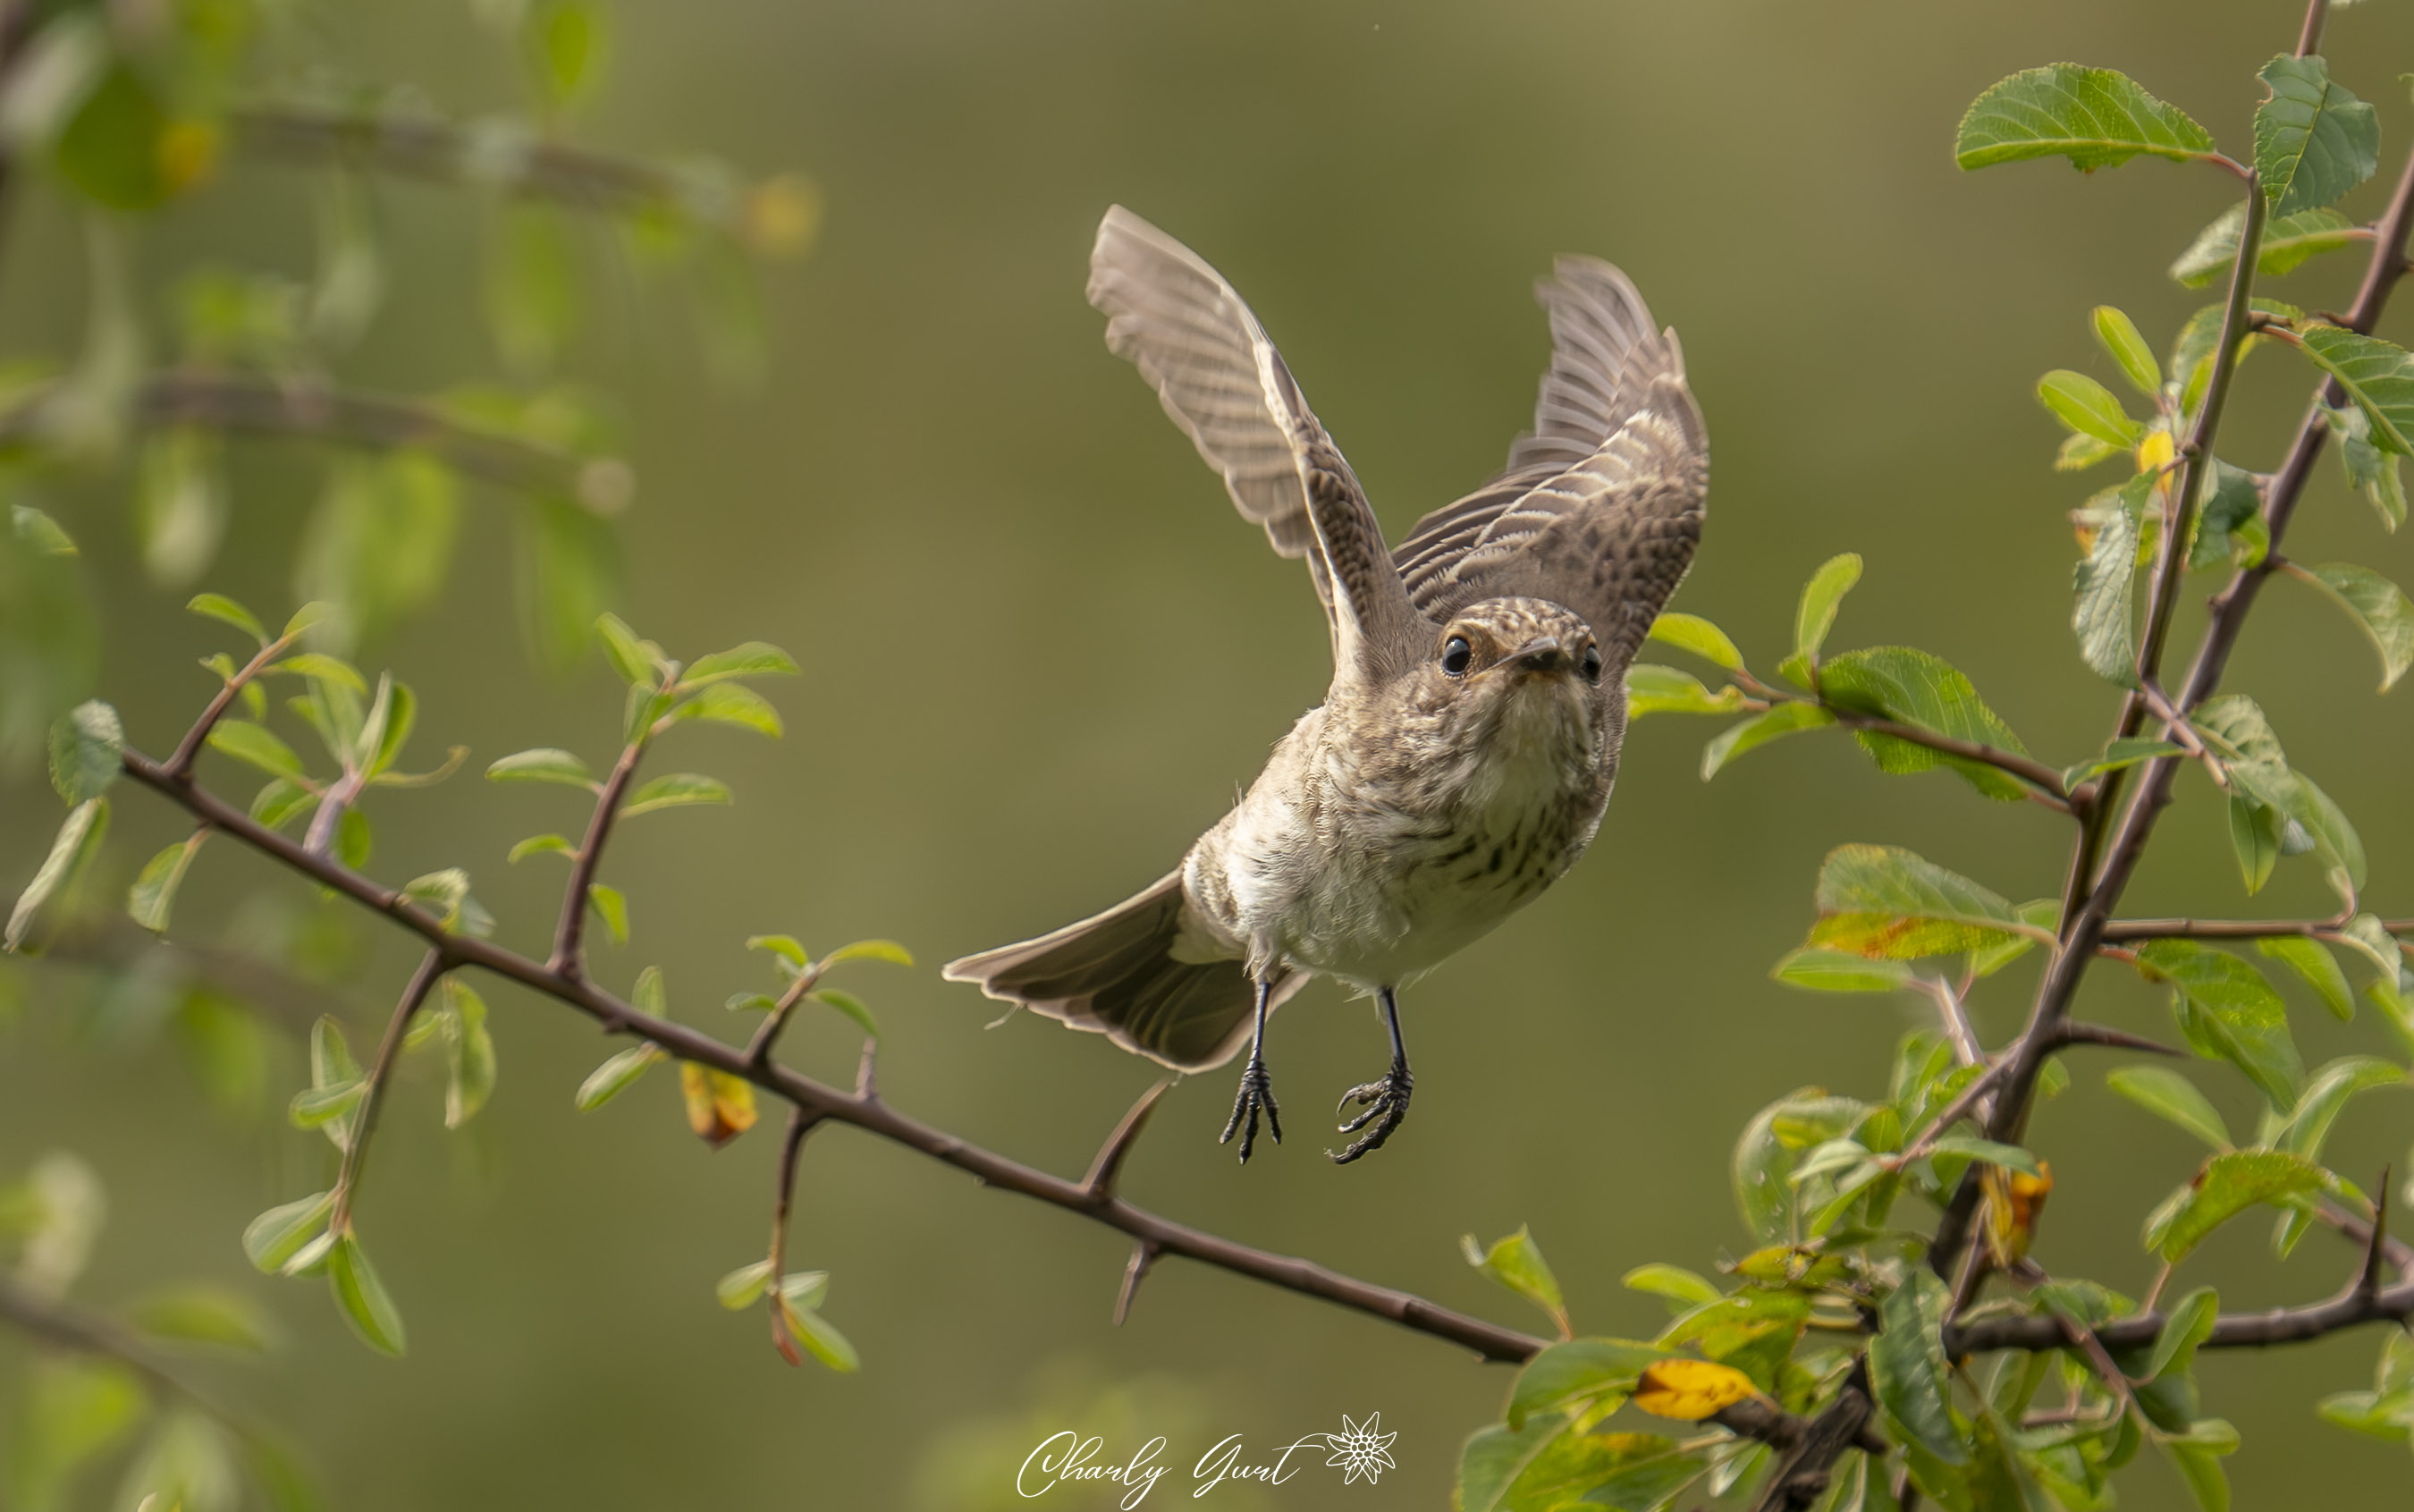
[1328,1058,1413,1164]
[1219,1055,1282,1163]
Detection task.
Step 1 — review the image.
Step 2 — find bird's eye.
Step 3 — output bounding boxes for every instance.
[1581,644,1603,683]
[1440,636,1473,677]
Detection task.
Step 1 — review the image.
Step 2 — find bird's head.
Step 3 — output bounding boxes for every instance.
[1367,597,1610,781]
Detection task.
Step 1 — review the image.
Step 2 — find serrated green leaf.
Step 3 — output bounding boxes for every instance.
[2293,562,2414,691]
[621,773,731,817]
[1956,63,2218,173]
[485,748,594,786]
[326,1232,406,1356]
[2190,460,2265,571]
[2144,1149,2326,1262]
[2106,1066,2233,1150]
[681,641,798,688]
[1701,703,1835,779]
[1505,1338,1671,1430]
[1770,948,1918,993]
[207,721,306,781]
[1461,1226,1571,1338]
[1644,612,1742,671]
[2072,476,2147,685]
[1625,663,1745,718]
[48,700,122,805]
[2334,404,2409,531]
[2040,369,2144,448]
[2258,936,2355,1021]
[1805,843,2041,959]
[2092,307,2161,395]
[668,681,783,738]
[2297,325,2414,455]
[2170,204,2359,287]
[2136,940,2302,1110]
[1819,646,2030,800]
[576,1043,664,1110]
[2255,55,2379,216]
[1871,1267,1967,1467]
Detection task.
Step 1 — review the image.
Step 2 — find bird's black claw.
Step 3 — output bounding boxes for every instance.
[1328,1059,1412,1164]
[1220,1055,1282,1162]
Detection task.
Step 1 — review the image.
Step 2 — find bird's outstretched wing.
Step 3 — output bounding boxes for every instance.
[1393,257,1707,670]
[1088,206,1426,679]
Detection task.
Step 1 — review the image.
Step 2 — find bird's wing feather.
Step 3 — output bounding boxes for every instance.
[1395,257,1708,668]
[1088,206,1427,679]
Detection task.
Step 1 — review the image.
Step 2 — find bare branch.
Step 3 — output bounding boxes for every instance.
[552,741,646,980]
[1946,1274,2414,1355]
[165,622,307,779]
[764,1104,825,1366]
[328,948,447,1234]
[1821,708,2075,810]
[117,745,1547,1364]
[1746,1364,1878,1512]
[2049,1021,2182,1056]
[2102,916,2408,942]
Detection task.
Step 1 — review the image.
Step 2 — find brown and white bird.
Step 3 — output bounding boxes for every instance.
[945,207,1707,1163]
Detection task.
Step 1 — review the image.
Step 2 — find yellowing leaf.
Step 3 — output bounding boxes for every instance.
[1979,1158,2055,1268]
[679,1061,757,1147]
[1630,1358,1757,1421]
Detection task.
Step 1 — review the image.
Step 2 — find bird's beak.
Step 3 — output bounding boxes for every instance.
[1506,636,1573,677]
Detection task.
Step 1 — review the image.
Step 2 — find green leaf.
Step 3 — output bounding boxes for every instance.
[2226,794,2281,895]
[811,988,879,1039]
[2106,1066,2233,1150]
[13,503,80,556]
[1924,1136,2045,1179]
[2144,1149,2327,1262]
[54,62,176,210]
[621,773,732,817]
[2173,298,2304,417]
[1805,843,2042,959]
[2145,1288,2219,1381]
[595,612,665,687]
[326,1232,407,1356]
[2189,461,2265,572]
[2269,1055,2406,1160]
[1645,612,1742,671]
[47,700,123,805]
[336,808,373,871]
[1505,1337,1670,1429]
[2040,369,2144,448]
[241,1191,333,1273]
[716,1258,773,1310]
[2092,307,2161,395]
[777,1292,859,1372]
[287,1080,364,1131]
[528,0,612,107]
[1701,703,1835,779]
[441,979,497,1128]
[2254,55,2379,216]
[823,939,914,968]
[2064,738,2183,788]
[1732,1087,1817,1243]
[587,883,629,945]
[1956,63,2218,172]
[1770,948,1917,993]
[1625,663,1745,718]
[668,681,783,738]
[1461,1226,1571,1338]
[2258,936,2355,1021]
[508,833,575,864]
[2170,204,2359,287]
[128,831,207,933]
[2316,1387,2414,1441]
[268,653,367,697]
[2136,940,2303,1110]
[681,641,799,688]
[2296,325,2414,455]
[1454,1414,1577,1512]
[485,747,595,787]
[2334,403,2409,530]
[1789,553,1861,675]
[1620,1264,1722,1313]
[6,798,109,953]
[207,721,307,781]
[401,869,493,937]
[129,1288,274,1354]
[633,964,669,1017]
[313,1016,360,1088]
[1819,646,2030,800]
[576,1043,665,1110]
[747,933,810,971]
[2292,562,2414,691]
[2072,475,2148,685]
[249,777,316,831]
[726,993,779,1013]
[1870,1268,1968,1467]
[2057,430,2123,471]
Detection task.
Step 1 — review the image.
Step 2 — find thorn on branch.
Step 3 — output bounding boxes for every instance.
[2359,1169,2392,1301]
[1113,1240,1161,1328]
[1084,1078,1174,1204]
[854,1036,881,1102]
[2051,1021,2182,1056]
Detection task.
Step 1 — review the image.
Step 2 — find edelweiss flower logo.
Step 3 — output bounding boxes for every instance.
[1323,1412,1397,1486]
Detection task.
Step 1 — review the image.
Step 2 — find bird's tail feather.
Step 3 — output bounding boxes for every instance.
[941,871,1297,1072]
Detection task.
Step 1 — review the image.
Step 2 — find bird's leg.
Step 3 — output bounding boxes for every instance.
[1219,977,1283,1162]
[1329,986,1413,1164]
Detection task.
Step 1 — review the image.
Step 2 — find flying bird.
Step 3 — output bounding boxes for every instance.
[946,207,1708,1163]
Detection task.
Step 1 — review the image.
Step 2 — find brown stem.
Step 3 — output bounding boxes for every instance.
[1820,709,2075,809]
[118,746,1546,1364]
[552,741,645,979]
[764,1104,824,1366]
[0,1268,241,1426]
[1083,1078,1174,1203]
[1946,1274,2414,1355]
[744,958,826,1068]
[165,626,307,778]
[328,948,447,1234]
[2102,917,2407,942]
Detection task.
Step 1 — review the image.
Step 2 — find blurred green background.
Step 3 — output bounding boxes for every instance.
[4,0,2414,1506]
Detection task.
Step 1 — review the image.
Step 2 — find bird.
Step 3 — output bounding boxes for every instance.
[944,206,1707,1164]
